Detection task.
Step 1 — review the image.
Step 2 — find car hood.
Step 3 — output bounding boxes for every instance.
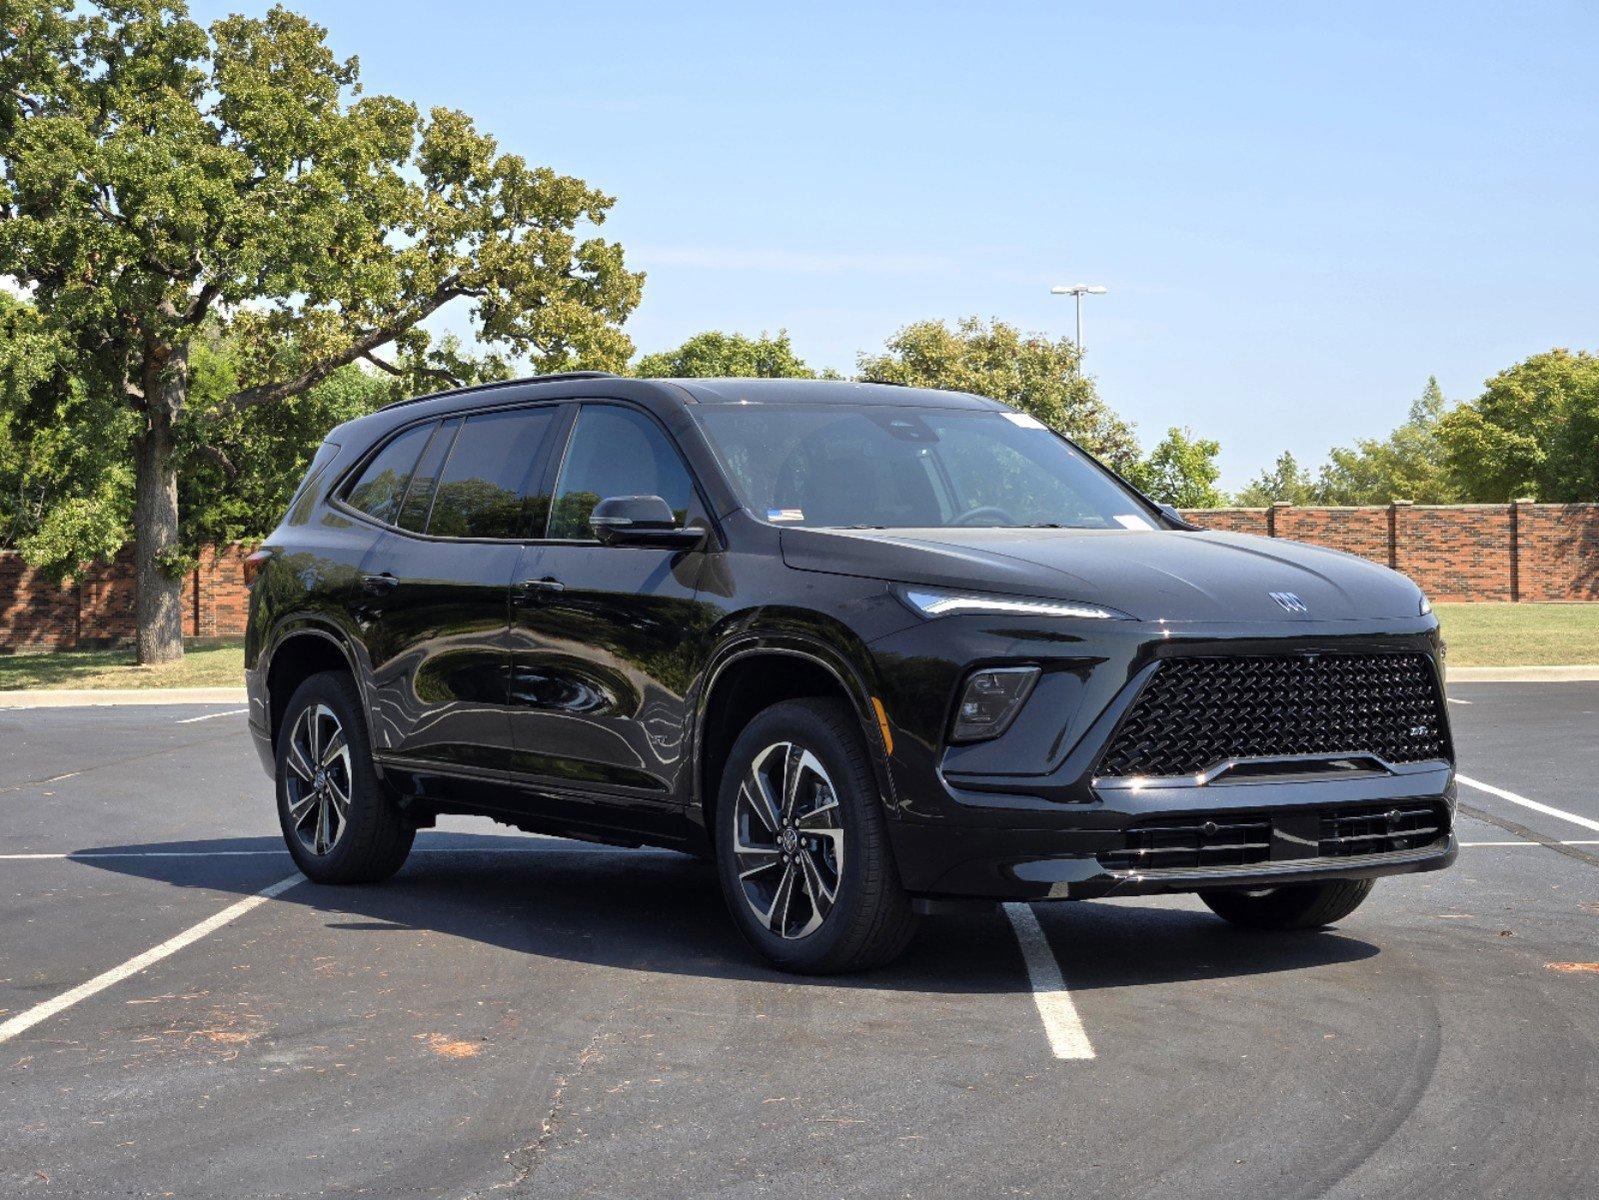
[779,526,1426,623]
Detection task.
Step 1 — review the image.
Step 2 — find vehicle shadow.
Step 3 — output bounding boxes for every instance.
[69,832,1380,994]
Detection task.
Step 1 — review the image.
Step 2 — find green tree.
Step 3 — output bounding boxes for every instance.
[178,333,390,552]
[1436,349,1599,501]
[1318,376,1458,504]
[856,316,1141,472]
[1234,451,1320,507]
[634,330,820,378]
[0,292,134,565]
[1129,426,1224,509]
[0,1,641,661]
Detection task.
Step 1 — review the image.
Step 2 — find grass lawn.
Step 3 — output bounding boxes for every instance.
[0,639,245,691]
[0,606,1594,688]
[1435,603,1599,667]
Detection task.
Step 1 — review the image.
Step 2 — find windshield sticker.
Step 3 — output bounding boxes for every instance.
[768,507,805,522]
[1114,514,1156,531]
[1002,412,1048,430]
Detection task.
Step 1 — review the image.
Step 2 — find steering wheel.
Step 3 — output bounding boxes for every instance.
[950,505,1019,528]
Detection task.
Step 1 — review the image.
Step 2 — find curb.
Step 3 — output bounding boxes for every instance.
[0,687,248,709]
[1449,666,1599,683]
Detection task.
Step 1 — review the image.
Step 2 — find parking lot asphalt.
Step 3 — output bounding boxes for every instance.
[1,684,1597,1199]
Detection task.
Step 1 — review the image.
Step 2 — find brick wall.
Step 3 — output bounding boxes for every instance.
[3,508,1598,650]
[1180,501,1599,604]
[0,545,251,652]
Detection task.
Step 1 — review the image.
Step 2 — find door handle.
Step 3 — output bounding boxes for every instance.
[512,577,564,606]
[361,572,399,595]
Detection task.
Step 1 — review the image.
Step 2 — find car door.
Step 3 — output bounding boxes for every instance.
[506,401,715,837]
[354,405,563,806]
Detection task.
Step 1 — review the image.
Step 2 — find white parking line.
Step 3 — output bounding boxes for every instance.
[1457,773,1599,835]
[174,708,249,724]
[1002,902,1095,1061]
[1446,697,1472,705]
[0,844,664,861]
[0,873,303,1045]
[1460,839,1599,847]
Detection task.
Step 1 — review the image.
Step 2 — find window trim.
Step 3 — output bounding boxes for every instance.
[393,417,462,534]
[540,399,714,546]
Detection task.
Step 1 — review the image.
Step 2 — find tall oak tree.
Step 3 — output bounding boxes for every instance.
[0,1,641,661]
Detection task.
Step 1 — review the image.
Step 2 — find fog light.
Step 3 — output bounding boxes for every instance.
[950,666,1040,743]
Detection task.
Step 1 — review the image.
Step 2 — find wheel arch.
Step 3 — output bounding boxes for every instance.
[691,636,897,846]
[262,622,362,751]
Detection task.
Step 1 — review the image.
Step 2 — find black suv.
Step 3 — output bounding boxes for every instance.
[245,373,1456,973]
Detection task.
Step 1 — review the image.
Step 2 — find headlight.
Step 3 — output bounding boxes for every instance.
[951,666,1040,743]
[1418,592,1432,616]
[901,587,1129,621]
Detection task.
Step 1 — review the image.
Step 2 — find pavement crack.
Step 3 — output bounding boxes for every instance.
[0,729,241,795]
[486,1013,620,1196]
[1458,801,1599,870]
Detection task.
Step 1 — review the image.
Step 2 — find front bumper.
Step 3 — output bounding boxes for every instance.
[868,614,1457,901]
[893,817,1457,902]
[887,753,1457,901]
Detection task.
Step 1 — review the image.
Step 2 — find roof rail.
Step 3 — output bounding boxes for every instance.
[379,370,621,410]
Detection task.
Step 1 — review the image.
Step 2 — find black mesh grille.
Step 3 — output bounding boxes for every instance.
[1097,653,1448,779]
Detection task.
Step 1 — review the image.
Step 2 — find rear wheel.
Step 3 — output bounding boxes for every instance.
[1199,878,1375,930]
[275,671,414,884]
[714,699,916,974]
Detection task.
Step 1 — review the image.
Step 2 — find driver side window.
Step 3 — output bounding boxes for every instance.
[548,405,696,540]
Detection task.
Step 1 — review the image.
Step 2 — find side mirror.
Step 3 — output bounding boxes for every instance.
[589,495,705,549]
[1157,503,1199,530]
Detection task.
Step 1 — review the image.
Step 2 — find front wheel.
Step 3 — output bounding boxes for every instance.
[275,671,414,884]
[1199,878,1375,930]
[714,699,916,974]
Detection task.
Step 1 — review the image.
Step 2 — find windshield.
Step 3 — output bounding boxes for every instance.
[691,404,1160,530]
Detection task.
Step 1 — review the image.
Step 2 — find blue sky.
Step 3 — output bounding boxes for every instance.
[192,0,1599,488]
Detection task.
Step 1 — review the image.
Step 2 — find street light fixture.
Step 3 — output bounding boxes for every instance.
[1050,283,1107,361]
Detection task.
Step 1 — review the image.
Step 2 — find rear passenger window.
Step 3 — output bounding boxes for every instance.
[427,407,558,539]
[395,419,461,533]
[549,406,696,540]
[344,423,435,524]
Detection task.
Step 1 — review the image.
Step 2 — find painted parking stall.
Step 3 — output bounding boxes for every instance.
[2,697,1598,1197]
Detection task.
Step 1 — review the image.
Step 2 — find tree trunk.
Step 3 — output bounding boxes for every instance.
[132,344,188,665]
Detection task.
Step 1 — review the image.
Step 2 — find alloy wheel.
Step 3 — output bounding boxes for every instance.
[733,741,845,939]
[283,702,353,856]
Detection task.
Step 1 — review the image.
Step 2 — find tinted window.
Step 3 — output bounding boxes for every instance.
[549,406,696,540]
[427,407,558,539]
[345,423,434,524]
[692,405,1156,530]
[395,419,461,532]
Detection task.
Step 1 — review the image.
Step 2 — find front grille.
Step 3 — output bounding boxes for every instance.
[1097,653,1448,779]
[1097,802,1450,874]
[1320,803,1447,857]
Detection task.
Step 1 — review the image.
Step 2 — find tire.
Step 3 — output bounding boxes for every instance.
[275,670,414,885]
[1199,878,1375,930]
[713,698,917,974]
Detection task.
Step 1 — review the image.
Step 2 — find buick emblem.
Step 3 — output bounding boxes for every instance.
[1270,591,1309,614]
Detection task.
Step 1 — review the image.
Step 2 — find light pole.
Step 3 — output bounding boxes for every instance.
[1050,283,1107,365]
